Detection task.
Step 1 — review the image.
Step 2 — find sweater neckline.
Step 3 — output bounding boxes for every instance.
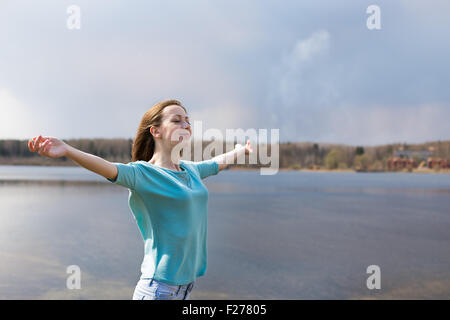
[141,160,187,173]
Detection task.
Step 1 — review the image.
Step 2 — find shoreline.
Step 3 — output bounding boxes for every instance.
[0,162,449,174]
[226,167,450,174]
[229,167,450,174]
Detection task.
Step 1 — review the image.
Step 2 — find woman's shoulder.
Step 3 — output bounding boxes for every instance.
[123,161,165,181]
[117,160,155,173]
[120,160,147,168]
[179,159,201,170]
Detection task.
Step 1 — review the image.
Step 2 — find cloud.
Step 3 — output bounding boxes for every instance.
[189,100,255,142]
[1,1,449,144]
[400,0,450,25]
[0,88,45,140]
[0,1,260,140]
[266,30,338,141]
[277,30,334,107]
[288,30,330,64]
[324,103,450,146]
[263,19,450,145]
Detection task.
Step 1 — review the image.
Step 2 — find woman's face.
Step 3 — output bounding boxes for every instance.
[158,105,192,146]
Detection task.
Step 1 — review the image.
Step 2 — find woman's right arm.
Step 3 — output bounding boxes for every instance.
[28,135,118,181]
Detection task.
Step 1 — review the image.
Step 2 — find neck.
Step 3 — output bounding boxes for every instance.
[148,145,182,171]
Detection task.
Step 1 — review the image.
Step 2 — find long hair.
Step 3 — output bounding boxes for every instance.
[132,99,186,162]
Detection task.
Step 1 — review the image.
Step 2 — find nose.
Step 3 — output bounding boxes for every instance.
[182,121,190,129]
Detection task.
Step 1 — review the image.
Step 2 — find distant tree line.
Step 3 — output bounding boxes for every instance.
[0,138,449,171]
[0,138,134,166]
[280,141,450,171]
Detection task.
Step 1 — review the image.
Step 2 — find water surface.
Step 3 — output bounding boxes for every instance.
[1,165,449,299]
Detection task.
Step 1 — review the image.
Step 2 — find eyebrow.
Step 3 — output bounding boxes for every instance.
[172,114,189,120]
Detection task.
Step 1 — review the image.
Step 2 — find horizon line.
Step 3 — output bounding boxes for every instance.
[1,137,449,148]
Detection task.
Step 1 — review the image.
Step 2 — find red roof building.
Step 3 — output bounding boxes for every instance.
[386,157,417,170]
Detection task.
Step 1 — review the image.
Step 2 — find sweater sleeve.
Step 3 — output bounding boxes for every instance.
[106,162,140,189]
[189,159,219,180]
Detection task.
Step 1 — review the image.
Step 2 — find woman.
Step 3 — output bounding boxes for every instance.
[28,99,253,300]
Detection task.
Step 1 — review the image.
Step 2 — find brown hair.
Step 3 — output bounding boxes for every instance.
[132,99,186,162]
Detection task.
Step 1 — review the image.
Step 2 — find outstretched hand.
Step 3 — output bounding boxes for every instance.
[28,135,68,158]
[244,139,253,155]
[235,140,254,155]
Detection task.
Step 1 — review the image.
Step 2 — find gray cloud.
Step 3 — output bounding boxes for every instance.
[0,0,449,145]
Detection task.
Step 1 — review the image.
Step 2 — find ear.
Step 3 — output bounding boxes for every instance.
[150,126,161,138]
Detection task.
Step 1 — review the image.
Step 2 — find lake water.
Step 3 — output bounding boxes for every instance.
[1,165,449,299]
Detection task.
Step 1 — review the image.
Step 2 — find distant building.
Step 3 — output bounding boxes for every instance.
[387,157,449,170]
[427,157,449,169]
[387,157,417,170]
[387,148,447,170]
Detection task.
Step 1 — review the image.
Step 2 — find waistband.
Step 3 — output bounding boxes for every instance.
[142,277,194,292]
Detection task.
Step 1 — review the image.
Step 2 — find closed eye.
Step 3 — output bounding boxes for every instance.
[174,120,190,125]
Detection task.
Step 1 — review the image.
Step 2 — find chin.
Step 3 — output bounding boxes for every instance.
[172,135,191,145]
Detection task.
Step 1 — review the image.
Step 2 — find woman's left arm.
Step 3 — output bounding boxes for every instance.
[212,140,254,171]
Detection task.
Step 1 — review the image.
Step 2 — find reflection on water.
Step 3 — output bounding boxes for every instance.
[1,166,450,299]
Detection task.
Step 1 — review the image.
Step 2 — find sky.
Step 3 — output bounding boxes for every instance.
[0,0,449,146]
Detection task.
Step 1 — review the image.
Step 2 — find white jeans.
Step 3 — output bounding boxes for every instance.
[132,278,195,300]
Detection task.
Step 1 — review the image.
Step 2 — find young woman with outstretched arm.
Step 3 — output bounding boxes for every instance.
[28,99,253,300]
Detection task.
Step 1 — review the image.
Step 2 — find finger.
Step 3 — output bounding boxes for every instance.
[34,135,43,150]
[38,136,49,150]
[40,139,50,153]
[29,137,37,151]
[28,140,35,152]
[37,138,48,154]
[42,139,50,150]
[42,140,52,154]
[38,141,49,155]
[32,137,41,152]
